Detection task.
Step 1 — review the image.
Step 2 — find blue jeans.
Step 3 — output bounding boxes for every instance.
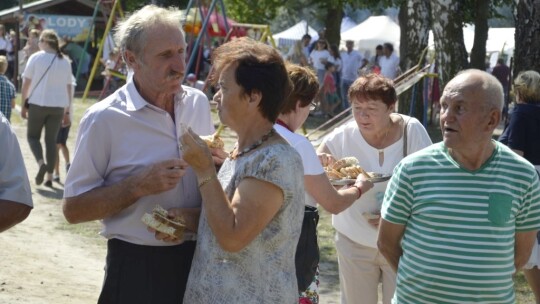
[341,78,355,110]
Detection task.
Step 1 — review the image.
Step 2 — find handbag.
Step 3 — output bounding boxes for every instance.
[295,205,320,291]
[24,55,56,109]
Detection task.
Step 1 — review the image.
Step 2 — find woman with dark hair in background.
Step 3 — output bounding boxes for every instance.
[21,29,73,188]
[329,44,342,101]
[499,70,540,303]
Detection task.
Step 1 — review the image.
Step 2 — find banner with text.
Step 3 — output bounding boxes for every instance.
[21,14,93,42]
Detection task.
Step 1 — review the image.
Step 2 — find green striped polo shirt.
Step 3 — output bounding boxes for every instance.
[382,141,540,304]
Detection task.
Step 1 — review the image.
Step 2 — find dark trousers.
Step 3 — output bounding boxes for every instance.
[98,238,196,304]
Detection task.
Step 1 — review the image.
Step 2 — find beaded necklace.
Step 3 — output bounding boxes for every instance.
[229,128,275,160]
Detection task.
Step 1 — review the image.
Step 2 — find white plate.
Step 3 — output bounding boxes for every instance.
[329,178,356,186]
[368,174,392,183]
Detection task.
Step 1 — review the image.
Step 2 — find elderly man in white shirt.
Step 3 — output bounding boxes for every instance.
[379,42,400,80]
[340,40,363,110]
[62,5,226,304]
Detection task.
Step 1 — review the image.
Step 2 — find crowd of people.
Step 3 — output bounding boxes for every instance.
[0,4,539,304]
[285,34,400,120]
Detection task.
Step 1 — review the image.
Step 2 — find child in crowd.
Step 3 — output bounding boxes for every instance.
[322,61,340,117]
[0,55,15,121]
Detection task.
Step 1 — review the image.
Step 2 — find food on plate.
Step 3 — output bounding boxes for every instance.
[141,205,186,239]
[329,156,359,171]
[324,157,372,179]
[325,167,346,180]
[200,133,225,149]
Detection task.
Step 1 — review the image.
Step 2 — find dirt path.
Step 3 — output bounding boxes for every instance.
[0,121,341,303]
[0,123,106,304]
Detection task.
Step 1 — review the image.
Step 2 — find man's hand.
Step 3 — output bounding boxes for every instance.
[150,207,200,243]
[131,159,188,198]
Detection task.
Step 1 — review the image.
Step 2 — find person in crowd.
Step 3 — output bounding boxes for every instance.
[276,63,374,303]
[491,58,511,122]
[62,5,224,303]
[379,43,399,80]
[340,40,363,110]
[21,29,73,188]
[329,44,342,101]
[309,39,332,85]
[0,24,11,57]
[286,40,309,66]
[61,37,91,80]
[53,76,76,183]
[300,34,312,59]
[317,73,432,304]
[185,73,205,91]
[0,113,33,233]
[100,47,124,96]
[177,37,304,303]
[371,44,383,67]
[0,25,14,81]
[0,56,15,121]
[379,69,540,304]
[498,70,540,303]
[21,29,41,72]
[322,61,340,117]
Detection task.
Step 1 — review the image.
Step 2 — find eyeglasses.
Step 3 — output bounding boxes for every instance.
[309,101,317,111]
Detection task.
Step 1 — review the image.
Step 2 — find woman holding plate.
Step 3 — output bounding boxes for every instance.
[317,73,432,304]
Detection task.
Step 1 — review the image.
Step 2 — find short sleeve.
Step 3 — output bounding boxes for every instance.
[406,117,433,154]
[515,172,540,232]
[0,115,33,207]
[241,144,304,200]
[381,161,414,225]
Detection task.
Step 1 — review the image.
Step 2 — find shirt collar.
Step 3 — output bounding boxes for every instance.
[123,77,189,112]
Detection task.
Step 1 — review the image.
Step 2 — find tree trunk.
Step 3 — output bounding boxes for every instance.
[469,0,490,69]
[513,0,540,74]
[398,0,431,122]
[324,6,343,46]
[431,0,469,89]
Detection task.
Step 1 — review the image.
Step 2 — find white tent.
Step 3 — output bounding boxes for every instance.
[340,15,400,56]
[340,17,357,33]
[273,20,319,47]
[428,25,515,64]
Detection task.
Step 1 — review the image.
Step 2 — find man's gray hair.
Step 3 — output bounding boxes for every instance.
[114,5,185,58]
[456,69,504,112]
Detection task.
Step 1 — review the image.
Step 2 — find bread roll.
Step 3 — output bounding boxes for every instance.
[200,133,224,149]
[141,205,185,239]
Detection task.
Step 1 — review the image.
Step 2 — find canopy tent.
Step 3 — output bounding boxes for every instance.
[273,20,319,47]
[340,15,400,57]
[428,25,515,63]
[340,16,357,33]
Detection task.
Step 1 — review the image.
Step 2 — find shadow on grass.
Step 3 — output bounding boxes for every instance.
[36,187,64,200]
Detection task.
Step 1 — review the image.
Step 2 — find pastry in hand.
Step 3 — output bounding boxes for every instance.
[200,133,224,149]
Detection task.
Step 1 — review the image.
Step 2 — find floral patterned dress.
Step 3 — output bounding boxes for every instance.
[184,143,305,303]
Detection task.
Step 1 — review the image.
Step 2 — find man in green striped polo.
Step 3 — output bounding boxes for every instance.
[378,69,540,304]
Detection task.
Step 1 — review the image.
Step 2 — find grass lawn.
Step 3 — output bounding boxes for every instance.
[11,95,535,302]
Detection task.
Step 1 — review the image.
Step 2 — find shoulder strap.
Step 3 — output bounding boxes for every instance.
[402,115,412,157]
[28,55,56,100]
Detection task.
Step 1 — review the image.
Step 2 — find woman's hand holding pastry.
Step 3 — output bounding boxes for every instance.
[180,128,215,177]
[318,153,336,168]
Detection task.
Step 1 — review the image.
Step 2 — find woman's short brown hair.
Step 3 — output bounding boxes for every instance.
[280,63,319,114]
[348,73,396,107]
[211,37,292,122]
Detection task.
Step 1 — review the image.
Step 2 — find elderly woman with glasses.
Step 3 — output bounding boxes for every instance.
[317,73,432,304]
